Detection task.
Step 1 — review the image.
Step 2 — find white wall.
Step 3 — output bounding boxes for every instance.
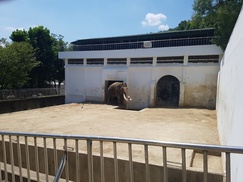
[216,7,243,182]
[65,67,85,103]
[64,65,220,109]
[60,44,223,109]
[184,65,219,108]
[128,67,153,109]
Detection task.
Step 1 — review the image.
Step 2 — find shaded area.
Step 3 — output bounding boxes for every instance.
[156,75,180,107]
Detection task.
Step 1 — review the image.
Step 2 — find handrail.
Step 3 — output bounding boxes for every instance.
[1,131,243,182]
[53,152,67,182]
[72,36,216,51]
[1,131,243,154]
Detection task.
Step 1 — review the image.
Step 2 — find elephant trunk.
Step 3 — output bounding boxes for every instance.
[123,93,132,101]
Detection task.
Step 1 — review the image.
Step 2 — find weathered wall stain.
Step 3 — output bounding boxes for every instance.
[184,85,217,109]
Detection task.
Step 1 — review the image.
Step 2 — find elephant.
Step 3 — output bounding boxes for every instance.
[106,82,132,105]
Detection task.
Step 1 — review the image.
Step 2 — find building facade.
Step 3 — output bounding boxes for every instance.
[59,29,223,109]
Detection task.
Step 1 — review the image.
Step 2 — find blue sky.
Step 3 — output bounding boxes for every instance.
[0,0,195,43]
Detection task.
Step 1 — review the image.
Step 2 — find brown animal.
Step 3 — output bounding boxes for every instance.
[106,82,131,105]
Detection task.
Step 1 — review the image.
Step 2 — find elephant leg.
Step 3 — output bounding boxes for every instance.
[117,95,124,106]
[117,96,120,105]
[107,95,112,104]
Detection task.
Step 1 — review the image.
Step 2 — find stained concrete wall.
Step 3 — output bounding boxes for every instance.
[184,65,219,108]
[216,7,243,182]
[64,65,220,109]
[60,45,223,109]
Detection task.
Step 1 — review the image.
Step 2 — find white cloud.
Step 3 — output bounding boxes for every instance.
[142,13,167,27]
[5,25,37,33]
[158,24,169,31]
[5,26,24,32]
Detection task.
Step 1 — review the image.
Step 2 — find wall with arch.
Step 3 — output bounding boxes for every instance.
[60,44,223,110]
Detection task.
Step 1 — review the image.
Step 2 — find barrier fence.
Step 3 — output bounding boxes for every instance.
[0,88,62,101]
[0,131,243,182]
[72,36,216,51]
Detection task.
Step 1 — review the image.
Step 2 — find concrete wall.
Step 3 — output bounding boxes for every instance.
[0,96,65,114]
[60,45,223,109]
[216,7,243,182]
[184,65,219,108]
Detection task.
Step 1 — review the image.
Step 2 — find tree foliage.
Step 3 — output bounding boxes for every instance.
[51,34,66,89]
[27,26,56,87]
[173,0,243,50]
[9,29,28,42]
[0,42,39,89]
[10,26,67,88]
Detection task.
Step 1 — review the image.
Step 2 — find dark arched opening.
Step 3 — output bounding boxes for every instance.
[156,75,180,107]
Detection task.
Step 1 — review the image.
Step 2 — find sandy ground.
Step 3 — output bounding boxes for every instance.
[0,103,222,173]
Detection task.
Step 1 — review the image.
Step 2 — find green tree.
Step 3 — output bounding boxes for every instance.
[10,26,67,88]
[51,34,66,90]
[192,0,242,49]
[9,29,28,42]
[27,26,56,87]
[172,0,242,50]
[0,42,39,89]
[172,20,193,30]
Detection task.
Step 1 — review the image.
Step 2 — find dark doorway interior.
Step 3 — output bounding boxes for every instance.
[156,75,180,107]
[105,80,123,105]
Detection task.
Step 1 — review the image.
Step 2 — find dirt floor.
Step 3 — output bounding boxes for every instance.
[0,103,222,173]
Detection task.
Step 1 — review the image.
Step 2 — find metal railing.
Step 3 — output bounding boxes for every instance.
[0,131,243,182]
[72,36,215,51]
[0,88,60,101]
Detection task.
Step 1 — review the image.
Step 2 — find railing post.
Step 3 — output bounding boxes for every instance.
[87,139,94,182]
[17,136,23,182]
[64,138,69,182]
[25,136,31,182]
[34,137,39,182]
[181,148,187,182]
[163,147,168,182]
[100,141,105,182]
[113,142,119,182]
[128,143,134,182]
[144,144,150,182]
[203,150,208,182]
[9,136,15,182]
[75,139,80,182]
[43,137,49,182]
[226,152,231,182]
[2,135,8,181]
[53,138,58,173]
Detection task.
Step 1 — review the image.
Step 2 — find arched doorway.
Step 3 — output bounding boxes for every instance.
[156,75,180,107]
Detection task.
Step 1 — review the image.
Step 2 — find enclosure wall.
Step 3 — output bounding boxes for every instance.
[216,7,243,182]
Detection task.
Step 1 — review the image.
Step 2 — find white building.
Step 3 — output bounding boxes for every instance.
[59,29,223,109]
